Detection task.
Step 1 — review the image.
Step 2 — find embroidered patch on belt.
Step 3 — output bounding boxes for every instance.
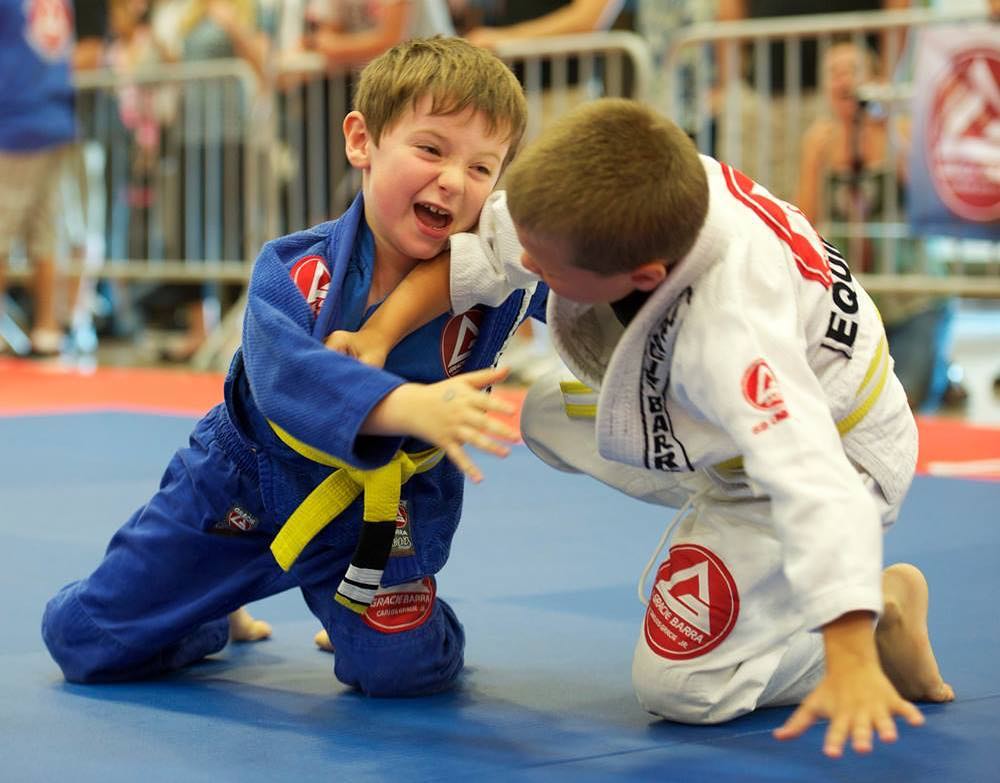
[643,543,739,660]
[363,577,436,634]
[390,501,415,557]
[216,505,259,533]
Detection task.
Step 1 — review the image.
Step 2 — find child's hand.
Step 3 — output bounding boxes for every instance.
[407,366,519,482]
[774,662,923,757]
[773,611,924,757]
[326,329,390,368]
[369,367,519,483]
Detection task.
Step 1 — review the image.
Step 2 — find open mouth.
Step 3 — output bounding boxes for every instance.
[414,202,453,232]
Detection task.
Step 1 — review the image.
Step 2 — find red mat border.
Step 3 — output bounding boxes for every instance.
[1,358,996,480]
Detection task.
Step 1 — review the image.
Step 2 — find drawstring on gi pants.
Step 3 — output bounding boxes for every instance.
[637,487,710,606]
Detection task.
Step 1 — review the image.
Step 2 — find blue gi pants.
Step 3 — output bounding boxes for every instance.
[41,409,465,695]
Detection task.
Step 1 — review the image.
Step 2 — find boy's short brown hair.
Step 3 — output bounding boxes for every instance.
[505,98,709,274]
[354,37,527,167]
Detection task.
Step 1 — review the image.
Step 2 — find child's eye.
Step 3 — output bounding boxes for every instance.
[473,165,492,177]
[417,144,440,156]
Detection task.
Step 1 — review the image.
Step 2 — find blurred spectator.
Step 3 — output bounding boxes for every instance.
[715,0,909,200]
[74,0,108,68]
[153,0,275,362]
[61,0,110,357]
[106,0,173,264]
[0,0,77,356]
[459,0,624,48]
[304,0,455,67]
[634,0,717,126]
[173,0,272,77]
[797,39,965,411]
[456,0,627,149]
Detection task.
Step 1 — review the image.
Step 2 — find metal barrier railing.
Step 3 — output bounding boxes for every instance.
[11,32,652,285]
[78,58,260,278]
[661,8,998,297]
[3,58,262,358]
[7,34,652,365]
[495,31,653,141]
[8,59,262,287]
[269,32,654,241]
[10,22,991,365]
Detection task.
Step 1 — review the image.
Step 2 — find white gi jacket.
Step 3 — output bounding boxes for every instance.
[450,157,918,637]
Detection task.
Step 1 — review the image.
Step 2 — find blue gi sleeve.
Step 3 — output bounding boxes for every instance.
[241,236,406,469]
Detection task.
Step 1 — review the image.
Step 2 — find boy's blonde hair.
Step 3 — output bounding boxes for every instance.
[354,37,527,168]
[506,98,709,274]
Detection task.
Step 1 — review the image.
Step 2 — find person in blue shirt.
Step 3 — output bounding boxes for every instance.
[0,0,78,355]
[42,36,548,696]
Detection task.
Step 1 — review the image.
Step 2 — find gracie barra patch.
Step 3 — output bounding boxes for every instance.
[742,359,783,411]
[290,254,331,316]
[363,577,436,634]
[441,308,484,376]
[215,506,260,534]
[643,544,739,660]
[742,358,790,435]
[390,501,415,557]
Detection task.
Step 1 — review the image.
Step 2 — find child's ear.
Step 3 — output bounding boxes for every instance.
[630,261,669,291]
[343,111,372,169]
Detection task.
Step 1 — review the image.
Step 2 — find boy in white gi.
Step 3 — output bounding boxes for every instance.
[327,98,954,756]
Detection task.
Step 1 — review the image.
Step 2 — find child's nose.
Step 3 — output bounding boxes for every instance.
[437,163,465,194]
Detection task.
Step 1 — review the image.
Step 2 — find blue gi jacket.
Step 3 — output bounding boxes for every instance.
[42,192,547,693]
[225,193,548,585]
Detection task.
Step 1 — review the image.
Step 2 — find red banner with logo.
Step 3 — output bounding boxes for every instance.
[908,24,1000,239]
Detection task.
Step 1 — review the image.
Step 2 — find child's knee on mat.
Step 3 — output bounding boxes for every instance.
[632,674,748,725]
[330,599,466,697]
[631,653,768,725]
[42,584,125,683]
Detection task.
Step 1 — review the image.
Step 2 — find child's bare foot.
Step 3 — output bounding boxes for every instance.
[314,628,334,652]
[876,563,954,703]
[228,607,272,642]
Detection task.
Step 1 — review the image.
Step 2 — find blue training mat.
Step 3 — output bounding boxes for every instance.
[1,412,997,782]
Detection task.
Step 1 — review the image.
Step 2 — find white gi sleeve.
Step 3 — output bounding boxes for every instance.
[672,256,884,633]
[448,190,540,312]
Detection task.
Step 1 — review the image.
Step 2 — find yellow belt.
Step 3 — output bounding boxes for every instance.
[267,420,443,570]
[559,334,891,477]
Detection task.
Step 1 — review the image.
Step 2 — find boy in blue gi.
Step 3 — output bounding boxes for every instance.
[42,37,546,696]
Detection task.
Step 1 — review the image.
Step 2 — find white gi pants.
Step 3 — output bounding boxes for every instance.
[521,376,900,725]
